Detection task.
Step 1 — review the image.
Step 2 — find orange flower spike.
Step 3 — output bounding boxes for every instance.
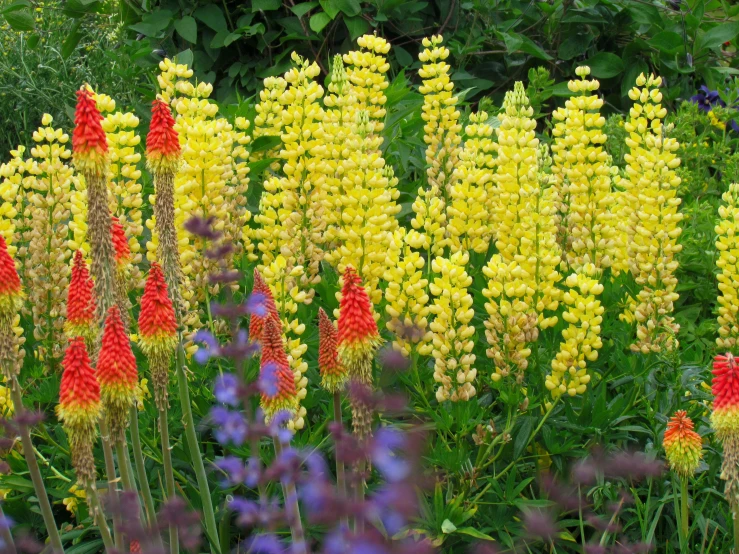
[72,87,108,176]
[259,317,298,421]
[249,269,280,343]
[711,353,739,437]
[0,235,23,322]
[57,337,101,484]
[138,262,178,408]
[318,308,347,393]
[337,266,382,385]
[111,216,132,270]
[97,306,138,441]
[146,99,181,174]
[663,410,702,478]
[65,251,96,343]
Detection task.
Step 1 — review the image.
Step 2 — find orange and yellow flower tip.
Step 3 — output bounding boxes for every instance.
[146,98,181,174]
[337,267,382,381]
[711,353,739,438]
[318,308,347,393]
[259,317,298,421]
[138,262,178,354]
[111,216,131,270]
[249,268,280,344]
[57,337,101,430]
[72,87,108,176]
[0,235,23,321]
[64,251,96,341]
[98,306,138,439]
[663,410,702,478]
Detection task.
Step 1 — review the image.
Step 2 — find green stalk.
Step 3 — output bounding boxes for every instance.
[129,407,157,528]
[672,478,686,552]
[175,339,220,552]
[86,483,114,551]
[273,439,306,554]
[733,501,739,554]
[0,504,16,554]
[332,390,347,516]
[680,475,689,542]
[8,375,64,552]
[99,420,122,550]
[159,405,179,554]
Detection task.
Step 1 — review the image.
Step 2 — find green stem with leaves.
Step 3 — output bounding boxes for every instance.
[8,375,64,552]
[680,475,689,542]
[175,338,220,552]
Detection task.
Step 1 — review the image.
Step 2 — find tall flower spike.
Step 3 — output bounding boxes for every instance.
[72,87,108,177]
[712,354,739,504]
[259,317,299,425]
[146,98,181,175]
[138,263,178,409]
[74,87,117,325]
[337,266,382,438]
[65,250,97,347]
[145,99,183,319]
[111,216,133,329]
[318,308,347,393]
[663,410,702,478]
[0,235,23,378]
[57,338,102,485]
[97,306,138,442]
[249,269,280,343]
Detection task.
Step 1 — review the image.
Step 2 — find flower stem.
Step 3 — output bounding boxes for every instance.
[175,339,220,553]
[115,440,135,493]
[733,501,739,554]
[159,405,179,554]
[129,407,158,530]
[680,475,689,542]
[273,439,307,554]
[99,420,122,550]
[0,504,16,554]
[86,483,114,551]
[8,375,64,552]
[332,391,347,511]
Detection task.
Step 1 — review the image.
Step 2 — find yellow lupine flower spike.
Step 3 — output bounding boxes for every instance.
[716,183,739,351]
[429,252,477,402]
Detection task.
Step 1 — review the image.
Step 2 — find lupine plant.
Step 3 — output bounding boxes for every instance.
[2,31,739,554]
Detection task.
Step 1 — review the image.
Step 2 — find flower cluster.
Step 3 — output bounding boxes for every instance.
[712,354,739,503]
[717,183,739,351]
[428,252,476,402]
[551,66,616,272]
[663,410,702,478]
[546,269,604,400]
[64,250,96,347]
[620,73,682,353]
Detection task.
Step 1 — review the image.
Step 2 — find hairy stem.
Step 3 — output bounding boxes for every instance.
[9,375,64,552]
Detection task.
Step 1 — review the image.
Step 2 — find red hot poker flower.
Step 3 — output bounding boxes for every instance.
[318,308,347,393]
[712,353,739,438]
[98,306,138,441]
[57,337,101,484]
[65,251,96,342]
[146,99,181,174]
[0,235,23,321]
[259,317,298,421]
[72,88,108,176]
[663,410,702,478]
[249,269,280,344]
[111,216,131,269]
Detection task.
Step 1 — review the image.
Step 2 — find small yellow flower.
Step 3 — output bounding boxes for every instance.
[63,484,86,516]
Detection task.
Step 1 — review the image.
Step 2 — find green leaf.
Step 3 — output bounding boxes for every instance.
[174,48,193,67]
[621,59,648,97]
[441,519,457,534]
[502,32,552,60]
[62,0,100,17]
[62,23,84,58]
[174,16,198,43]
[26,32,39,48]
[455,527,495,541]
[194,4,228,33]
[252,0,281,11]
[583,52,624,78]
[291,2,318,17]
[0,1,31,15]
[513,417,534,459]
[394,44,413,66]
[558,33,592,61]
[697,22,739,51]
[251,135,282,153]
[319,0,340,19]
[649,31,684,54]
[333,0,361,16]
[344,15,369,40]
[309,11,332,32]
[4,8,34,31]
[129,9,173,36]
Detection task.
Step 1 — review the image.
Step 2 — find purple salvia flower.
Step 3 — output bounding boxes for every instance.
[214,373,240,406]
[211,406,248,446]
